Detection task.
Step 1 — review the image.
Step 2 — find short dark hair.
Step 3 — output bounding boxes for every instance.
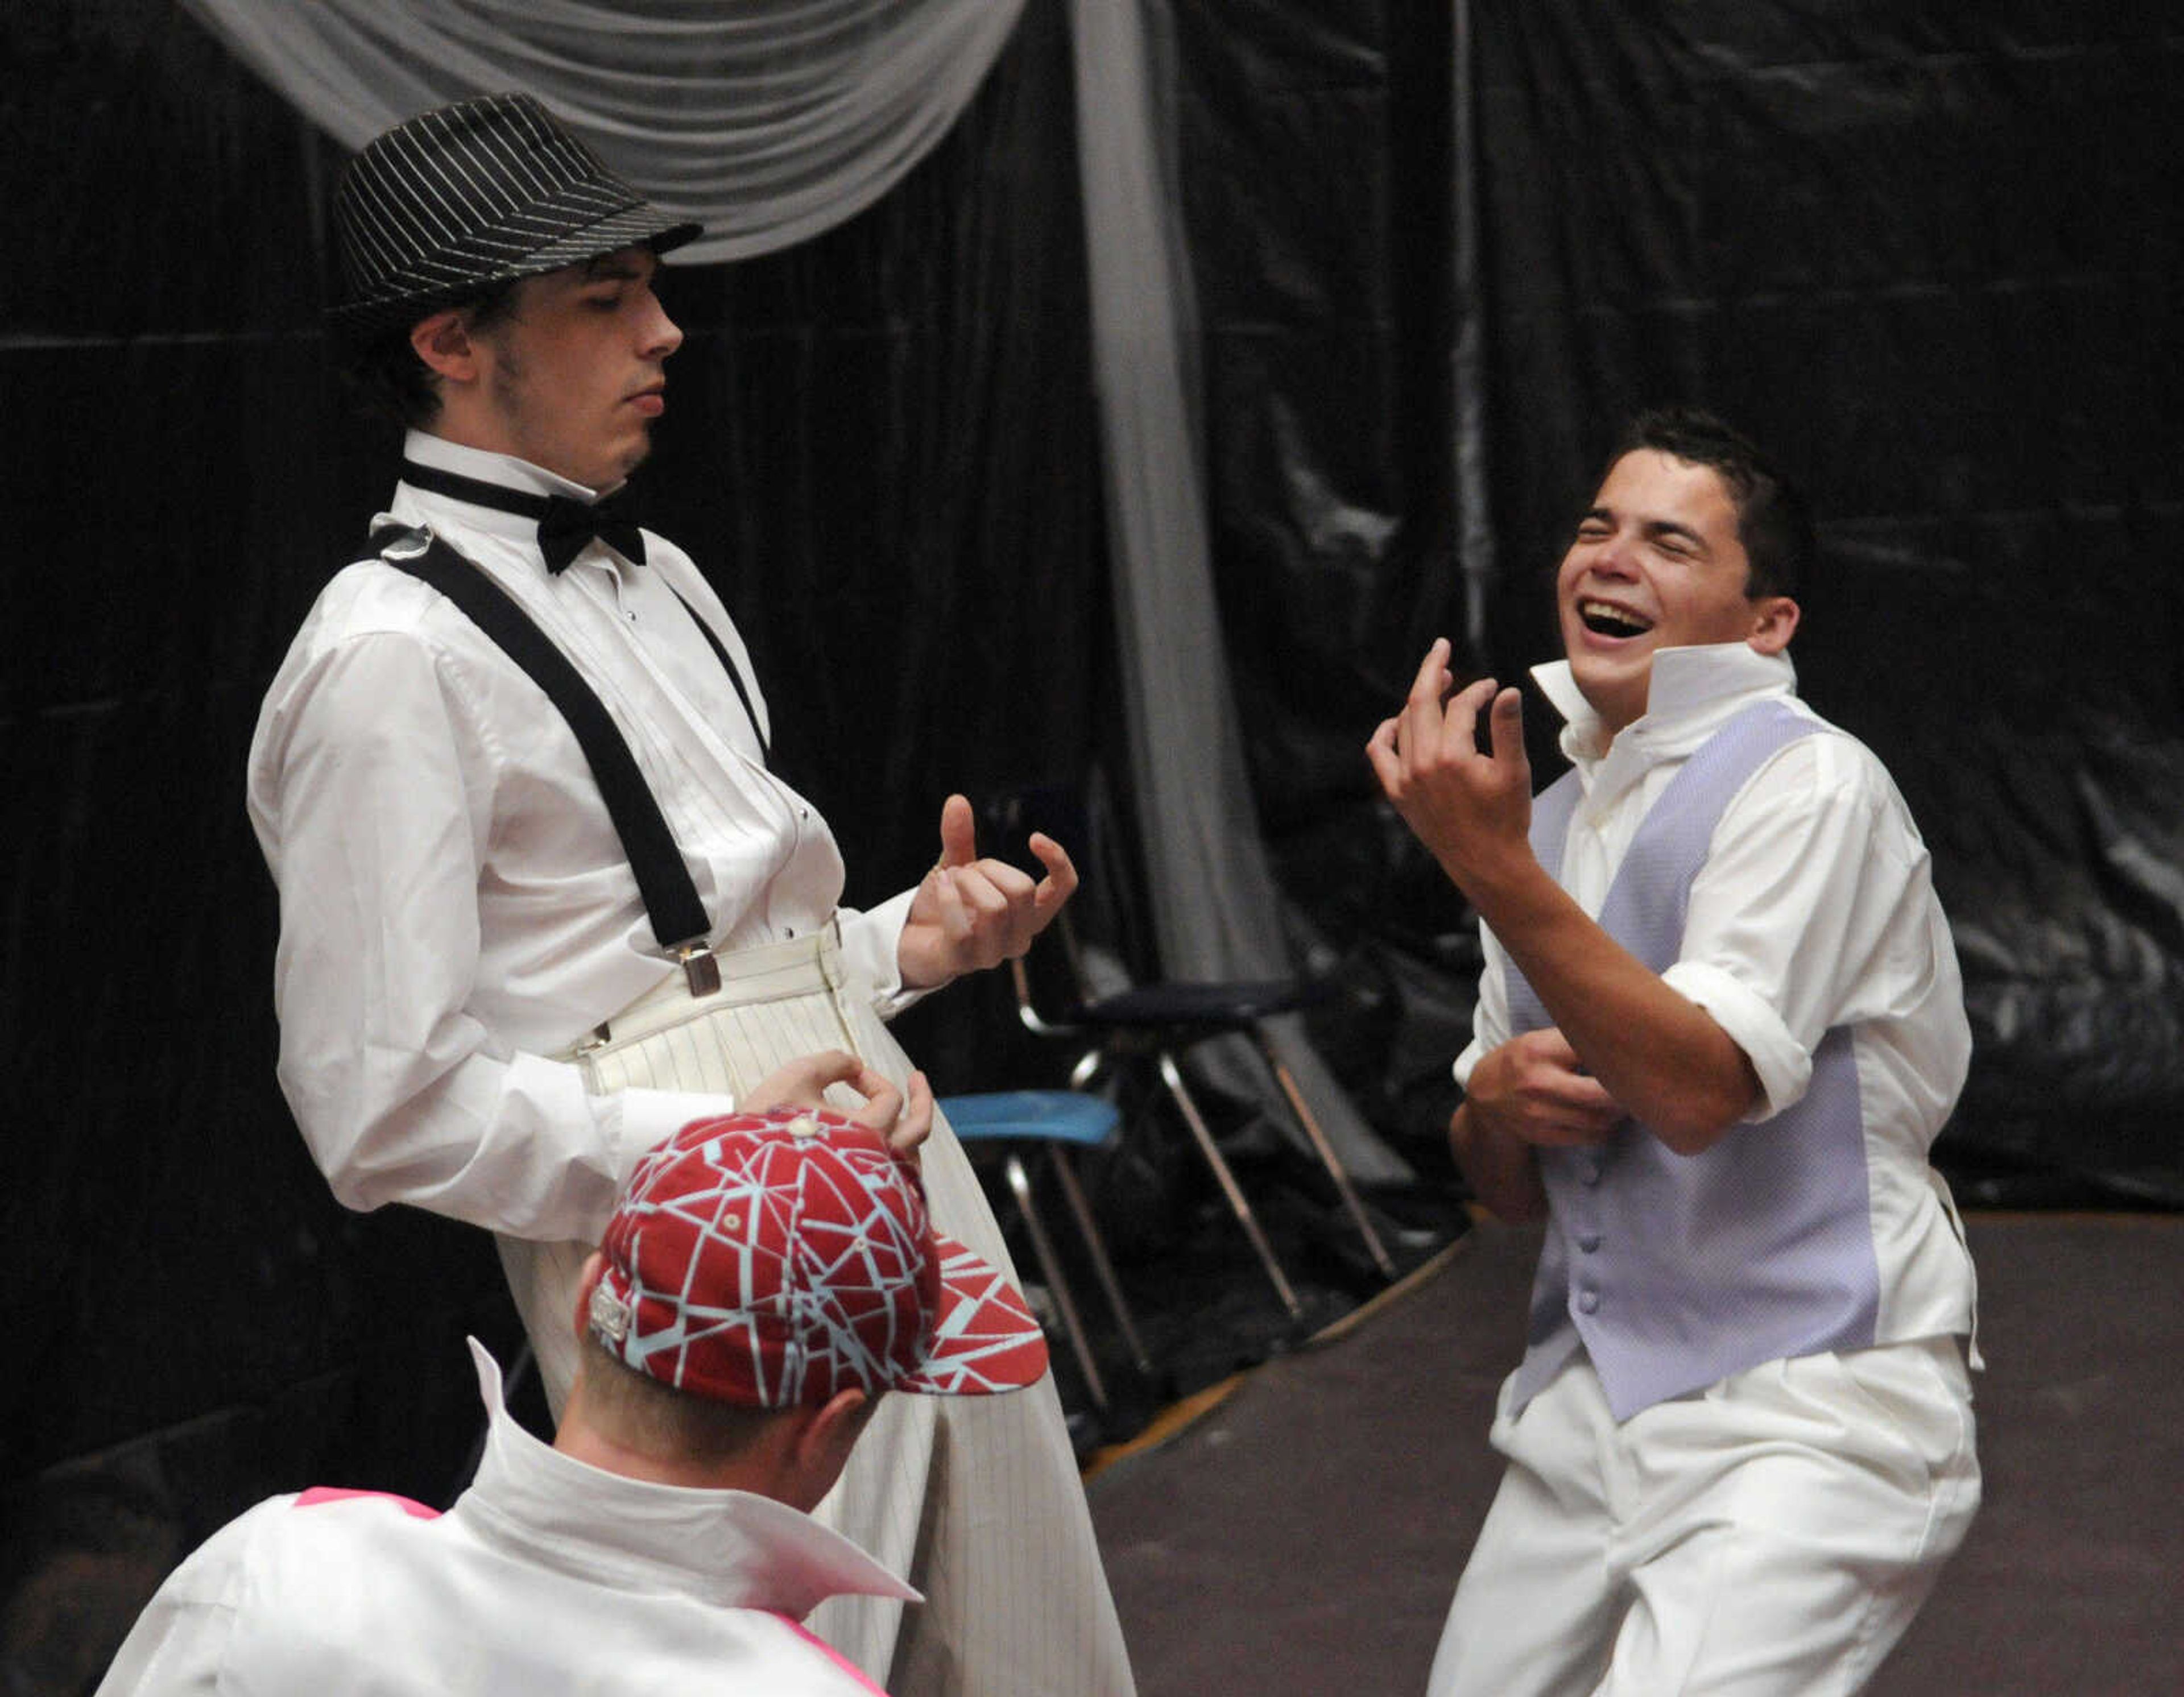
[337,279,522,429]
[1608,407,1813,600]
[576,1332,796,1464]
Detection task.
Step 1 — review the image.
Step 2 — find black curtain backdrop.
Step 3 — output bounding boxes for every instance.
[1,3,1109,1674]
[1173,2,2183,1198]
[3,0,2179,1685]
[1447,2,2181,1201]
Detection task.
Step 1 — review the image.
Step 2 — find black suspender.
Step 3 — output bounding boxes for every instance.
[664,584,771,764]
[369,525,754,972]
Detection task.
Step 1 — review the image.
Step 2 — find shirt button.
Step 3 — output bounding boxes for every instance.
[1577,1289,1601,1315]
[1578,1232,1601,1253]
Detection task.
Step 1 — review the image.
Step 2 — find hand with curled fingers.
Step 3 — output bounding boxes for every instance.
[897,792,1079,991]
[1465,1028,1624,1149]
[738,1049,936,1163]
[1364,638,1533,891]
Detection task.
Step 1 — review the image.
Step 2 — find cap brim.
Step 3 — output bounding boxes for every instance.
[894,1232,1050,1396]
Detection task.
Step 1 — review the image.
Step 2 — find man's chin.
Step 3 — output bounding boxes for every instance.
[1568,652,1651,734]
[610,432,655,483]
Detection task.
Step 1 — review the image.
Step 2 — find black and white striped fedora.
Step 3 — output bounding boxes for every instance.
[328,92,701,340]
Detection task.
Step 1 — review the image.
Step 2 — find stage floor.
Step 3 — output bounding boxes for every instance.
[1088,1211,2184,1695]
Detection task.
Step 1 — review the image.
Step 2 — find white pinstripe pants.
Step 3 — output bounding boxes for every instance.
[495,926,1137,1697]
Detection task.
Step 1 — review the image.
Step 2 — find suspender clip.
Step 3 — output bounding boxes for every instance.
[675,940,722,997]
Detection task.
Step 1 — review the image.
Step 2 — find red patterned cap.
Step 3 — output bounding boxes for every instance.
[588,1108,1049,1405]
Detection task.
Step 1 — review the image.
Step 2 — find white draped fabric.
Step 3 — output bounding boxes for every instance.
[181,0,1409,1179]
[1066,0,1408,1181]
[182,0,1026,262]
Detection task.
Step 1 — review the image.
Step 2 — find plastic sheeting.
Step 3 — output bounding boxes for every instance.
[1174,2,2183,1199]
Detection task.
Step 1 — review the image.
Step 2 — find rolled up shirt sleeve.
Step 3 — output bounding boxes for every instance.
[1668,734,1955,1123]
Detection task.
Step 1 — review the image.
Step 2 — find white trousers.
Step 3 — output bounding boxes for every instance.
[1428,1338,1980,1697]
[496,927,1137,1697]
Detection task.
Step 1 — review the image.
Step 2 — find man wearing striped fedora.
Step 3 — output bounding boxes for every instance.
[246,92,1134,1696]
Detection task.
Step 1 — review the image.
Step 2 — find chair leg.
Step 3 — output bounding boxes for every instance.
[1004,1153,1109,1412]
[1067,1048,1107,1091]
[1045,1146,1154,1376]
[1252,1027,1400,1280]
[1156,1050,1305,1321]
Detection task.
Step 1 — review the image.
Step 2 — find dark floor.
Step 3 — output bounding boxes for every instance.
[1087,1212,2184,1695]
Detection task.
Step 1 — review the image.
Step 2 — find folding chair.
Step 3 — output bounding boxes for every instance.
[982,784,1398,1324]
[939,1089,1153,1414]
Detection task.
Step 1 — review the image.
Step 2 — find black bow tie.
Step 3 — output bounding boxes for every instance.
[535,491,646,574]
[399,458,647,574]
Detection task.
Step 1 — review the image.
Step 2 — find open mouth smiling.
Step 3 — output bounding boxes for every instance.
[1577,599,1654,639]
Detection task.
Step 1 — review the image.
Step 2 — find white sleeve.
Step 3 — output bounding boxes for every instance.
[1452,921,1513,1091]
[837,887,924,1020]
[1665,734,1956,1121]
[253,633,732,1244]
[93,1508,274,1697]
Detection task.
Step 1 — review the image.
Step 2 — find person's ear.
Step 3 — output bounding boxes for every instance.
[410,308,481,385]
[789,1388,874,1506]
[570,1250,609,1341]
[1745,595,1800,655]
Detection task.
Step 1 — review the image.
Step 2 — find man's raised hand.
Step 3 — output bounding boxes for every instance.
[1365,638,1533,892]
[897,793,1079,990]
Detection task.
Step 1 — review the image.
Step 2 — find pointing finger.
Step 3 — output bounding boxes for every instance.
[1405,637,1453,706]
[1488,686,1529,777]
[936,792,978,868]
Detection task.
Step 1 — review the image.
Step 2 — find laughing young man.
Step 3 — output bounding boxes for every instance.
[1369,409,1980,1695]
[246,93,1131,1696]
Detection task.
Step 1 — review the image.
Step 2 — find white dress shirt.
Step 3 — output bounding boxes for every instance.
[95,1342,915,1697]
[1458,642,1978,1349]
[246,432,918,1245]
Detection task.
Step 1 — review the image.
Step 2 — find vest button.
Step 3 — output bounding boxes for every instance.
[1577,1288,1601,1315]
[1581,1160,1603,1186]
[1578,1231,1601,1253]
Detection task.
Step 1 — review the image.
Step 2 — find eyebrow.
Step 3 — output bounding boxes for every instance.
[580,255,651,283]
[1580,506,1707,551]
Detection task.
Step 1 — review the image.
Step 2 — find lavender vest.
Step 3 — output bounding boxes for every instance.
[1505,700,1881,1421]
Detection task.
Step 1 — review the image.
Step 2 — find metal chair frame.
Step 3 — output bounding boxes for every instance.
[1007,915,1397,1323]
[941,1090,1153,1414]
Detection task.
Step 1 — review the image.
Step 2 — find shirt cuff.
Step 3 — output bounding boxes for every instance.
[609,1086,744,1176]
[842,887,927,1020]
[1662,960,1811,1121]
[1453,1038,1486,1091]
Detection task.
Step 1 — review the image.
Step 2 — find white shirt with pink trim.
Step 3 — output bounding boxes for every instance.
[96,1342,913,1697]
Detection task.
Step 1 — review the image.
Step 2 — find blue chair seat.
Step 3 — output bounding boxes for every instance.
[942,1090,1120,1148]
[937,1088,1148,1412]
